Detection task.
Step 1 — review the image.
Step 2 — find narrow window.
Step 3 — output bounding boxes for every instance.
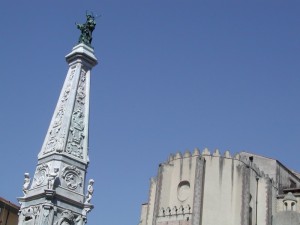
[284,202,288,211]
[292,202,295,211]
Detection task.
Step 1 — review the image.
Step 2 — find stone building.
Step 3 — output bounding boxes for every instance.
[0,197,19,225]
[139,149,300,225]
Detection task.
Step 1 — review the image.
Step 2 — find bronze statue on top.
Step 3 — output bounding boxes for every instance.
[76,12,97,47]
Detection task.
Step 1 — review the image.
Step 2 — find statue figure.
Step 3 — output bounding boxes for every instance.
[82,207,91,216]
[41,207,51,225]
[47,168,59,190]
[84,179,94,204]
[23,173,31,195]
[67,108,85,158]
[71,109,85,146]
[76,13,96,46]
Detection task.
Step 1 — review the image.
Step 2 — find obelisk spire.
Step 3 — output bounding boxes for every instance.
[18,14,98,225]
[38,42,97,163]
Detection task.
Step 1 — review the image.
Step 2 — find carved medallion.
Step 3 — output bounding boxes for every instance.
[62,166,82,190]
[34,164,49,186]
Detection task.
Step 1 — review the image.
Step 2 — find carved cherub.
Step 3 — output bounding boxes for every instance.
[47,168,59,190]
[84,179,94,204]
[23,173,31,195]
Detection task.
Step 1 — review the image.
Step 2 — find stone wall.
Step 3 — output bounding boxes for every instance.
[139,149,289,225]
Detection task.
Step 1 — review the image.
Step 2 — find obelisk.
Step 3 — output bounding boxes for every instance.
[18,13,98,225]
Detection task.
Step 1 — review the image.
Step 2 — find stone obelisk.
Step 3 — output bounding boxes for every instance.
[18,14,98,225]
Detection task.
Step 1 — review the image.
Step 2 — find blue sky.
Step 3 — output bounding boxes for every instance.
[1,1,300,225]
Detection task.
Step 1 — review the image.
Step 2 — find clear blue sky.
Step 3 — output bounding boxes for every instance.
[1,1,300,225]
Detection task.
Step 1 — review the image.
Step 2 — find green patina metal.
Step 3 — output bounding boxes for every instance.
[76,13,96,47]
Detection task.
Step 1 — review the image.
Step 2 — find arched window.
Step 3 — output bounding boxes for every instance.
[284,202,288,211]
[291,202,295,211]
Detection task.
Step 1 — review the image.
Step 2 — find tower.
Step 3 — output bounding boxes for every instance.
[18,14,97,225]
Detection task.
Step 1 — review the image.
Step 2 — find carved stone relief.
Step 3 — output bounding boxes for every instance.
[44,131,58,154]
[65,70,87,159]
[47,168,59,190]
[44,106,65,154]
[20,206,40,225]
[66,108,85,158]
[77,87,85,105]
[41,208,51,225]
[61,84,71,103]
[62,70,87,159]
[76,71,86,105]
[69,67,76,81]
[33,164,49,187]
[53,107,65,128]
[61,165,83,190]
[56,131,66,153]
[55,210,75,225]
[43,68,76,155]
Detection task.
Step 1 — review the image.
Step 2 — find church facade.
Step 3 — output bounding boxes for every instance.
[139,149,300,225]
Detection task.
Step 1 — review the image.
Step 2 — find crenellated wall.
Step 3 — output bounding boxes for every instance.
[139,148,285,225]
[151,149,204,225]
